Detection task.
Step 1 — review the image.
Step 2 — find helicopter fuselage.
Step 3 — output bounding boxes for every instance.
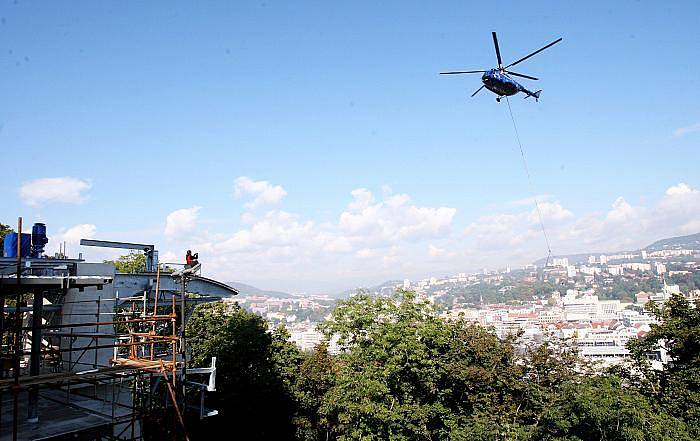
[482,69,521,96]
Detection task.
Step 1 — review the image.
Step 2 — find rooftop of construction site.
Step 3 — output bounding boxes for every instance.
[0,218,236,441]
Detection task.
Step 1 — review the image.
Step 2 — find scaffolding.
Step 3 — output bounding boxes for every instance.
[0,217,217,441]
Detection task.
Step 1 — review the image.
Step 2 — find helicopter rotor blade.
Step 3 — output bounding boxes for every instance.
[440,70,487,75]
[471,85,485,97]
[492,32,503,67]
[505,37,562,69]
[505,71,539,80]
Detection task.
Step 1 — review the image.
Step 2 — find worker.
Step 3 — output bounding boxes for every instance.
[185,250,199,268]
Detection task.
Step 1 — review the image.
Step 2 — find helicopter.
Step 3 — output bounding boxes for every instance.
[441,32,562,102]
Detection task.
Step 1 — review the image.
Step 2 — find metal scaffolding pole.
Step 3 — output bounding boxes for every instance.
[27,290,42,423]
[12,216,23,441]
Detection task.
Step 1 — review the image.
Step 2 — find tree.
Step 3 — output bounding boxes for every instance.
[534,376,692,441]
[181,291,697,440]
[294,343,337,441]
[627,294,700,434]
[105,252,146,273]
[186,302,301,440]
[316,290,695,441]
[0,223,12,245]
[318,290,527,440]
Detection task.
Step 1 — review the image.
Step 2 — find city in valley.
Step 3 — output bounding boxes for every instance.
[232,232,700,366]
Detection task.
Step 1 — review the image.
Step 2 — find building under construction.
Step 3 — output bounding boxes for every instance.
[0,218,237,440]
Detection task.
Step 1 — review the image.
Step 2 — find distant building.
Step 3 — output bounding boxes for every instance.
[563,291,599,321]
[575,327,633,365]
[607,265,623,276]
[551,257,569,268]
[597,300,620,319]
[636,291,650,305]
[290,328,324,351]
[622,310,655,327]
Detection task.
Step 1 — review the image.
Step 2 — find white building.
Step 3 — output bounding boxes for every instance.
[290,328,324,351]
[575,327,634,365]
[552,257,570,268]
[563,292,599,321]
[597,300,620,319]
[621,310,655,327]
[607,265,623,276]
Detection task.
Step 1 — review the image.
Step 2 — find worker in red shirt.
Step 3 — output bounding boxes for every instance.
[185,250,199,268]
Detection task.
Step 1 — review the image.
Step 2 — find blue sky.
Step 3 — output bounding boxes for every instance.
[2,1,699,292]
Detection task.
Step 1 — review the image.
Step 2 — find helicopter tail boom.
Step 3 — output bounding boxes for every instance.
[523,89,542,102]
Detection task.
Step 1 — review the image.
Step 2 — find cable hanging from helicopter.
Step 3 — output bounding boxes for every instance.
[441,32,562,267]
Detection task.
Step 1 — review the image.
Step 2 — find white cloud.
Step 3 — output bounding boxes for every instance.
[355,248,377,259]
[48,224,97,255]
[673,122,700,137]
[509,194,553,207]
[606,197,637,223]
[173,187,458,291]
[234,176,287,209]
[428,244,458,261]
[339,189,456,243]
[529,201,574,225]
[161,181,700,293]
[347,188,375,212]
[665,182,698,196]
[164,206,201,238]
[19,177,92,206]
[216,210,314,253]
[462,183,695,261]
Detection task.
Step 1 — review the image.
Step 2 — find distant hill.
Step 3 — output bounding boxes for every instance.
[226,281,292,298]
[645,233,700,251]
[533,232,700,266]
[336,280,402,299]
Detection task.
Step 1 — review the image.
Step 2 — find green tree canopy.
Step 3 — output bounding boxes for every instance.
[0,223,13,245]
[183,291,697,441]
[186,302,301,439]
[105,252,146,273]
[627,294,700,432]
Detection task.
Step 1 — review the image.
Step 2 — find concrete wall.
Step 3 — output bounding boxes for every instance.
[61,262,116,372]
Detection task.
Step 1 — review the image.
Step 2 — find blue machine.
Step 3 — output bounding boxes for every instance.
[441,32,561,102]
[31,223,48,258]
[3,233,31,258]
[2,222,49,258]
